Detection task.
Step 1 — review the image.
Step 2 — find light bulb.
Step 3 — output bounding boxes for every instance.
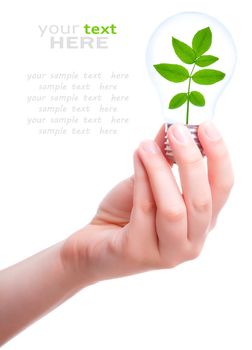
[146,12,236,160]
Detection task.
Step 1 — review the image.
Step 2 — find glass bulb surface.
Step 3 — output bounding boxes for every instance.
[146,12,236,158]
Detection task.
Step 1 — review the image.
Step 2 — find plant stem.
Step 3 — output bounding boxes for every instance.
[186,63,196,125]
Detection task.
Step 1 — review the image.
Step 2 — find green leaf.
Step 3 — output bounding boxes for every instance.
[172,37,196,64]
[169,93,187,109]
[189,91,205,106]
[192,69,225,85]
[153,64,189,83]
[192,27,212,57]
[195,55,219,67]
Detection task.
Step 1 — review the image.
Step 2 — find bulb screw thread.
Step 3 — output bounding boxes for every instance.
[164,123,204,162]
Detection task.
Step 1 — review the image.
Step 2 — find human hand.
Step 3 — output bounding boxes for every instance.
[61,122,234,285]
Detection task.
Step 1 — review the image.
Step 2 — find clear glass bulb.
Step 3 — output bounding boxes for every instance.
[146,12,236,159]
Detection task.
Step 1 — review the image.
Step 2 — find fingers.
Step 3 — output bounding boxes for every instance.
[154,124,173,166]
[130,151,158,257]
[167,124,212,246]
[129,123,232,269]
[132,151,155,220]
[137,140,187,259]
[198,122,234,227]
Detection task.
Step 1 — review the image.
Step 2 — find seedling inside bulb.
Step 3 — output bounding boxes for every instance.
[153,27,226,125]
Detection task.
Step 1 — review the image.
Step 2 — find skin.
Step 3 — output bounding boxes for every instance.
[0,122,234,345]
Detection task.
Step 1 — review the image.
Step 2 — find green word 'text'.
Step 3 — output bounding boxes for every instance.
[83,24,117,35]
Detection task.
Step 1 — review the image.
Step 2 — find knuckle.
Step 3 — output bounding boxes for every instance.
[214,176,235,196]
[159,205,186,223]
[182,154,202,169]
[129,248,161,271]
[158,256,182,269]
[191,196,212,213]
[187,244,202,260]
[163,259,180,269]
[139,200,156,214]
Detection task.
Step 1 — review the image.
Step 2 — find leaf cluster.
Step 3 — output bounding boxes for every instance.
[154,27,225,109]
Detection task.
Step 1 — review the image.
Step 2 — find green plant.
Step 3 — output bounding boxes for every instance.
[153,27,225,125]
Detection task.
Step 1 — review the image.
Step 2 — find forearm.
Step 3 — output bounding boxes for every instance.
[0,241,96,345]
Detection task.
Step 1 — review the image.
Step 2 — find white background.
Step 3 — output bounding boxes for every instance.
[0,0,252,349]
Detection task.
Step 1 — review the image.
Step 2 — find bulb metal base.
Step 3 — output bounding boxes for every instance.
[164,123,204,162]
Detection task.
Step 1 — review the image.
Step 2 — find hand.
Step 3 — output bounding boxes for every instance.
[61,122,234,285]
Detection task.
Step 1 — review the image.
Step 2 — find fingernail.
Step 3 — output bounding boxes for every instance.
[202,121,221,141]
[170,124,191,144]
[140,140,160,154]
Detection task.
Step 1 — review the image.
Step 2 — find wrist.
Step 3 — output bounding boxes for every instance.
[59,229,99,290]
